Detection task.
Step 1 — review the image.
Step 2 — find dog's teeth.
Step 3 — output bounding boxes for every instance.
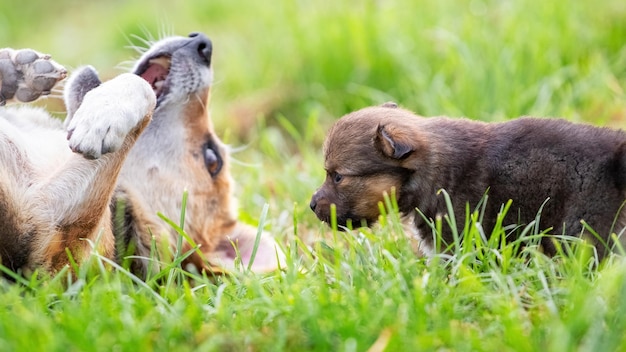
[154,80,164,90]
[148,57,170,69]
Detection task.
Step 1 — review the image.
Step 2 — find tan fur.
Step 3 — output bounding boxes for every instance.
[0,34,283,277]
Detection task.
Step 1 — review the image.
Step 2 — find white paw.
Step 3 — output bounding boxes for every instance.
[66,73,156,159]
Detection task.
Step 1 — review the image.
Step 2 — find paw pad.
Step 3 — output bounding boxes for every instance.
[0,48,66,105]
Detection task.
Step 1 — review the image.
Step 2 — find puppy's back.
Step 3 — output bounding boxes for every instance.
[472,118,626,255]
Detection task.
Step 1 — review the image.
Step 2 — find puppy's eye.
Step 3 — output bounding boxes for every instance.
[333,172,343,184]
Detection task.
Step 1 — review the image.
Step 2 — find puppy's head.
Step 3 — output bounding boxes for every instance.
[310,103,429,229]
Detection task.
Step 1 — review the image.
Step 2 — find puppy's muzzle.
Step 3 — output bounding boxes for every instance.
[309,191,321,212]
[310,189,332,222]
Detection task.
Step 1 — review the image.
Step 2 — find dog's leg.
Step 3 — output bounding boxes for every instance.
[0,48,66,105]
[0,50,65,273]
[63,65,102,128]
[26,67,156,272]
[0,128,36,271]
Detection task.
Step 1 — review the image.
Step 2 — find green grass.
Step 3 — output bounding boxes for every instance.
[2,0,626,350]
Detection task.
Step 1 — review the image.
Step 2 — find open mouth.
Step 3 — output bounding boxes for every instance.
[135,55,171,104]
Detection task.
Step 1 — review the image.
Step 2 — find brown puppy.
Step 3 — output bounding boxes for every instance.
[311,103,626,259]
[0,33,283,277]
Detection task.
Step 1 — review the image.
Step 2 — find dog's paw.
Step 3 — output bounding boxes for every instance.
[64,66,102,121]
[66,73,156,159]
[0,48,67,105]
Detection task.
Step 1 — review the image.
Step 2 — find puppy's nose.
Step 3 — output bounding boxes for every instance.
[310,198,317,211]
[188,32,212,65]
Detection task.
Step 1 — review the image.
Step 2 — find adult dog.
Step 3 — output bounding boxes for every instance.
[311,103,626,259]
[0,33,282,277]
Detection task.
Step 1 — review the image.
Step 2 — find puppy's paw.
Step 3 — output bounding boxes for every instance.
[66,73,156,159]
[0,48,67,105]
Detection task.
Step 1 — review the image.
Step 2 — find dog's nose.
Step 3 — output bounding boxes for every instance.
[188,32,212,65]
[310,198,317,211]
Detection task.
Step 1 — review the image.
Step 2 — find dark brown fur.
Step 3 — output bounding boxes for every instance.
[311,104,626,258]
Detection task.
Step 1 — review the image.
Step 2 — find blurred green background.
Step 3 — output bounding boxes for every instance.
[2,0,625,139]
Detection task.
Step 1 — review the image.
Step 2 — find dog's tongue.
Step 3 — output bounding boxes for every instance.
[140,63,167,85]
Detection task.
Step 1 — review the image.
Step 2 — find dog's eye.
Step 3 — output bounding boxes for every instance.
[203,140,223,178]
[333,172,343,184]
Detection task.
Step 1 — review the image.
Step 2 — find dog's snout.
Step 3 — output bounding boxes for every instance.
[310,190,324,212]
[188,32,212,65]
[310,190,339,225]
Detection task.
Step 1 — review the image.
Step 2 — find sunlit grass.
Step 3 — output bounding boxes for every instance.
[2,189,626,351]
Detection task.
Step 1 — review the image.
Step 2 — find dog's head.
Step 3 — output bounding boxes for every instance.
[118,33,281,273]
[310,103,431,229]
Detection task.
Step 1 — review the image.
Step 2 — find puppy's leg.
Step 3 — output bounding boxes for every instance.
[27,68,156,272]
[0,48,66,105]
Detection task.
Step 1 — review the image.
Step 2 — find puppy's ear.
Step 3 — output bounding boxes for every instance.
[381,101,398,108]
[375,124,414,159]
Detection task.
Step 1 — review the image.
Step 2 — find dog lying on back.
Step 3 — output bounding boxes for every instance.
[0,33,282,277]
[311,102,626,259]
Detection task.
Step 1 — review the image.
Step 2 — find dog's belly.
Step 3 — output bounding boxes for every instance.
[0,107,71,178]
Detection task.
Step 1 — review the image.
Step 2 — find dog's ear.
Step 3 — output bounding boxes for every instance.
[375,124,414,159]
[381,101,398,108]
